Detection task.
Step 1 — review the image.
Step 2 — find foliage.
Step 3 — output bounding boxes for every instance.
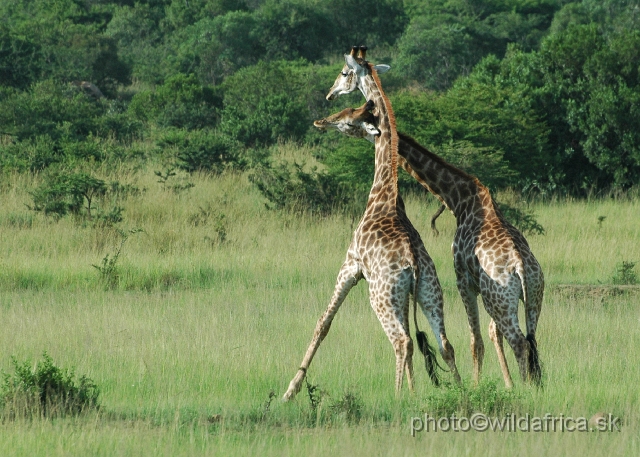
[129,73,221,129]
[0,81,140,172]
[612,261,637,285]
[29,172,108,219]
[423,379,521,417]
[396,0,559,91]
[0,80,102,142]
[0,0,130,93]
[1,0,640,198]
[171,11,260,85]
[391,86,545,187]
[218,61,333,147]
[157,128,244,174]
[325,0,408,50]
[93,228,143,289]
[497,202,545,236]
[1,352,100,419]
[537,24,640,189]
[249,160,358,217]
[253,1,335,62]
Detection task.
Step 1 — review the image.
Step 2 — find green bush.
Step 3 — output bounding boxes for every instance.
[0,2,131,92]
[253,0,335,62]
[128,73,221,129]
[0,80,102,142]
[423,379,521,418]
[219,61,325,147]
[172,11,260,85]
[1,353,100,419]
[157,128,244,174]
[250,160,359,217]
[29,172,108,219]
[612,261,637,285]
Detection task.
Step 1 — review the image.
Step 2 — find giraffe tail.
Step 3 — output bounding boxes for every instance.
[412,277,441,387]
[515,256,542,385]
[526,334,542,386]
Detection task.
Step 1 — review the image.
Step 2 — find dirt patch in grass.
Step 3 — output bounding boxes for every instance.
[553,284,640,299]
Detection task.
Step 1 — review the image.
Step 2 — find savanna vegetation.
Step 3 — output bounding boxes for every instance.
[1,0,639,455]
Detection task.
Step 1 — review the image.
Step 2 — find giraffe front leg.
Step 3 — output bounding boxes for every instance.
[282,259,361,401]
[489,319,513,388]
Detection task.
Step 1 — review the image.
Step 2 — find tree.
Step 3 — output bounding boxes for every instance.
[395,0,560,91]
[537,24,640,189]
[218,61,325,146]
[128,73,221,129]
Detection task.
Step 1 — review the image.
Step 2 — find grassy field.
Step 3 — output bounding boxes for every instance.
[1,164,639,455]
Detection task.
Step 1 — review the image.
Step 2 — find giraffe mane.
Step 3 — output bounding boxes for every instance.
[398,133,486,189]
[368,63,399,195]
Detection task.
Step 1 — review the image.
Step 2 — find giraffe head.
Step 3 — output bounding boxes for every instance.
[313,100,380,139]
[326,46,390,101]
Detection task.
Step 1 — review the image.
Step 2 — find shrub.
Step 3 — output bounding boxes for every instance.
[29,172,107,219]
[0,353,100,419]
[0,80,102,142]
[0,135,61,172]
[157,128,244,174]
[128,73,221,129]
[612,261,637,285]
[249,160,358,217]
[423,379,521,417]
[220,93,309,147]
[219,61,320,147]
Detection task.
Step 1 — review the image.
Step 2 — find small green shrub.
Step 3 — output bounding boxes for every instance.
[329,391,363,424]
[423,380,521,417]
[0,353,100,420]
[497,202,546,235]
[250,161,360,217]
[612,261,637,285]
[157,129,244,174]
[29,172,107,219]
[93,228,142,289]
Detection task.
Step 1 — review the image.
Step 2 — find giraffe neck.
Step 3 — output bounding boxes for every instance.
[362,67,399,211]
[397,134,494,222]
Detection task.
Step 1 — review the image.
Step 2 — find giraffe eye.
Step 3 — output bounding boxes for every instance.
[341,72,348,77]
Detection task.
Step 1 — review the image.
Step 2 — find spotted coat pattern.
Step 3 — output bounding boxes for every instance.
[282,51,461,401]
[320,101,545,387]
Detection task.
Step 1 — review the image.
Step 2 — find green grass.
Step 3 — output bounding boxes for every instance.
[0,164,639,455]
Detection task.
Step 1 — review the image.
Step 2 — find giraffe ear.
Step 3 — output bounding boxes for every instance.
[373,64,390,74]
[363,122,380,136]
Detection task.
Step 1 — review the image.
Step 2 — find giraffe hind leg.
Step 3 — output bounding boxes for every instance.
[401,334,415,392]
[369,271,414,395]
[524,275,544,385]
[489,319,513,388]
[415,265,460,385]
[456,279,484,385]
[481,275,530,385]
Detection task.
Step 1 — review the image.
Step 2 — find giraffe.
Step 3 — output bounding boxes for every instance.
[324,52,544,386]
[282,70,461,402]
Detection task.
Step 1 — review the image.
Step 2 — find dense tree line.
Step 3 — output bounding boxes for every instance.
[1,0,639,213]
